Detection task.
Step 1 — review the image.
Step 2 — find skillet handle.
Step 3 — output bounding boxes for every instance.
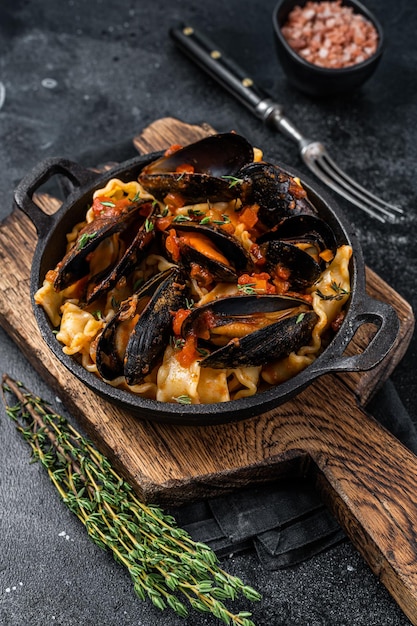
[14,157,99,238]
[307,295,399,376]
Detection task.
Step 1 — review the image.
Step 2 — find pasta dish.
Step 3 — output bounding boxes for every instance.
[34,133,351,405]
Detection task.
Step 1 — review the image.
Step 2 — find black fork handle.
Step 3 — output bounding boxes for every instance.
[169,24,307,147]
[170,24,282,120]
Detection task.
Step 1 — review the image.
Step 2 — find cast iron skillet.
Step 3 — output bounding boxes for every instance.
[14,153,399,425]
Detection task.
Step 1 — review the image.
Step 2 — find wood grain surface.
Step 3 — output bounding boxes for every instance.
[1,117,417,624]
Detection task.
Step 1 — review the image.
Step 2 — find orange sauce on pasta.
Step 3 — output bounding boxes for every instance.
[176,334,199,368]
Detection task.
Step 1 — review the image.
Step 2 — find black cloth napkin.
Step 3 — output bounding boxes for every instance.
[168,380,417,570]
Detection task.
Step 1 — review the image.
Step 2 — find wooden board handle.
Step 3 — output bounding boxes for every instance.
[282,384,417,624]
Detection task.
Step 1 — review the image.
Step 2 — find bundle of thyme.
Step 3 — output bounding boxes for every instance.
[1,375,261,625]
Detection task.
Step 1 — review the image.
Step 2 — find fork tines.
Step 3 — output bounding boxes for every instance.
[302,142,403,224]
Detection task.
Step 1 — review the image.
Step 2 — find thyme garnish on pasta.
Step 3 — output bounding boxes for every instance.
[174,394,193,405]
[237,283,258,295]
[316,281,351,301]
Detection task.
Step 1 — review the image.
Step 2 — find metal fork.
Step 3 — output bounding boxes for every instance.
[170,24,403,224]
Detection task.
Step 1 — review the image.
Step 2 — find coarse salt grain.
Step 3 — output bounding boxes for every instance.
[281,0,379,69]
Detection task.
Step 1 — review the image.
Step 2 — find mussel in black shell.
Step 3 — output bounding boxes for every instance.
[238,162,317,227]
[95,266,188,385]
[180,295,318,368]
[163,222,252,284]
[54,199,156,303]
[259,214,338,290]
[138,132,254,205]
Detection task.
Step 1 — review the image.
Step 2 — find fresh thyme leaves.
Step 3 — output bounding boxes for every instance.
[187,208,204,217]
[170,336,185,350]
[131,191,141,202]
[174,394,192,405]
[295,313,305,324]
[212,214,231,225]
[144,218,154,233]
[173,215,193,223]
[100,200,116,208]
[156,206,169,218]
[199,214,231,226]
[78,232,97,249]
[316,281,351,301]
[185,298,195,310]
[237,283,257,295]
[1,375,261,625]
[221,175,243,188]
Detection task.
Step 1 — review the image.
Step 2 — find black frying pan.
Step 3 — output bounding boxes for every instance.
[13,153,399,424]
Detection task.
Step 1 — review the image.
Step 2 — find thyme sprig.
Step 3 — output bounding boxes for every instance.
[1,375,261,625]
[221,175,243,188]
[316,280,351,301]
[77,232,97,249]
[237,283,257,295]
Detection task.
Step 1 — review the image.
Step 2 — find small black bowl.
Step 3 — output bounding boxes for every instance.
[272,0,384,97]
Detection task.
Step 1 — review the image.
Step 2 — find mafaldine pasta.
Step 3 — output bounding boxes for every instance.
[35,133,352,405]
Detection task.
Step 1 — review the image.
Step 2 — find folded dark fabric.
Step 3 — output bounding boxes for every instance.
[169,379,417,570]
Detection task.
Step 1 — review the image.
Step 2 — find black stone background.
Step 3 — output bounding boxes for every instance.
[0,1,416,624]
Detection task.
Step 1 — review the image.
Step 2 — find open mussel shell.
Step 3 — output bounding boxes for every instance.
[199,311,318,368]
[262,240,322,289]
[164,222,251,282]
[96,266,188,384]
[138,132,254,204]
[140,132,253,177]
[239,162,317,227]
[259,214,337,253]
[54,199,148,292]
[182,294,317,368]
[124,266,188,385]
[259,214,338,290]
[86,206,157,304]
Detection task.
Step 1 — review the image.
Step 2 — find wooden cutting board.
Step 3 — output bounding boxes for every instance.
[1,117,417,624]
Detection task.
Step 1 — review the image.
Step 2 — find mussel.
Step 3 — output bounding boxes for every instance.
[259,214,338,290]
[54,199,147,291]
[54,199,156,303]
[138,133,254,205]
[238,162,317,227]
[86,210,157,304]
[163,222,251,284]
[95,266,188,385]
[180,294,318,368]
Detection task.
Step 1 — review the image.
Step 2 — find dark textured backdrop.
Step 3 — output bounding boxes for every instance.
[0,1,416,624]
